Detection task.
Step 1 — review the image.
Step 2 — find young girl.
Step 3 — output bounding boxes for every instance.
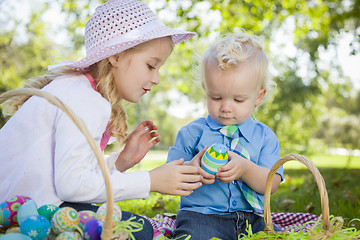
[0,0,204,238]
[167,32,283,239]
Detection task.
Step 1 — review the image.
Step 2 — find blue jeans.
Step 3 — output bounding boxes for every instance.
[60,202,154,240]
[174,210,282,240]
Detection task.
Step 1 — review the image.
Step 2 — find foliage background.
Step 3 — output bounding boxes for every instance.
[0,0,359,227]
[1,0,360,157]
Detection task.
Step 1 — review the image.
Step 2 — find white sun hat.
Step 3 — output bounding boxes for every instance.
[48,0,195,70]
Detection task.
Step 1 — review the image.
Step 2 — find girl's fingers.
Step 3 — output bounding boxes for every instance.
[140,120,153,127]
[179,173,203,183]
[149,131,159,138]
[175,189,193,197]
[176,182,202,193]
[179,165,202,174]
[140,120,158,130]
[149,136,160,144]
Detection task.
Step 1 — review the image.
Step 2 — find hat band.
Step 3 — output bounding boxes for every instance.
[102,19,166,50]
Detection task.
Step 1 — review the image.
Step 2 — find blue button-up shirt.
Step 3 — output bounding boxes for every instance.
[167,115,283,215]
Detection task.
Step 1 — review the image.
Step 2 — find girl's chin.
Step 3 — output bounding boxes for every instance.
[123,97,140,103]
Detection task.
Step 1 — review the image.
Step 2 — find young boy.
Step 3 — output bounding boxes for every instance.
[167,32,283,239]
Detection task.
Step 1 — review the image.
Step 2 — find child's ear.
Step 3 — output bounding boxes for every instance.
[255,88,266,106]
[108,55,119,67]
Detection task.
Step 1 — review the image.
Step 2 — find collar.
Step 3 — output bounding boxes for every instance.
[206,115,255,142]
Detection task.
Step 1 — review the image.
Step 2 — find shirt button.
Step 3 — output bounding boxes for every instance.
[232,200,237,206]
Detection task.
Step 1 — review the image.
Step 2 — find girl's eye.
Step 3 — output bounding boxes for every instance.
[147,64,155,70]
[235,99,244,103]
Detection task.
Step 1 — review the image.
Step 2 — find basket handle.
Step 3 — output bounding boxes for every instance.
[0,88,114,240]
[263,154,330,233]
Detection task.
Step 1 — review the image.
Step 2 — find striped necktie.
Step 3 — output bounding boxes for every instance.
[220,125,264,214]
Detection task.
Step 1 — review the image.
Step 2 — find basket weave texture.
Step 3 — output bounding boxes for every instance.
[0,88,116,239]
[263,154,345,239]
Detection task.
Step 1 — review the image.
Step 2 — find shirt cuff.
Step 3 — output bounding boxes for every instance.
[105,152,120,171]
[112,170,150,201]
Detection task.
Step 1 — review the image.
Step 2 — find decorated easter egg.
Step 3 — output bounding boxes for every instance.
[201,143,228,175]
[95,203,121,228]
[20,215,51,240]
[51,207,79,235]
[0,233,32,240]
[43,230,57,240]
[38,205,59,222]
[78,210,96,229]
[0,196,32,227]
[17,200,38,225]
[159,226,173,238]
[83,219,104,240]
[55,231,82,240]
[5,226,21,234]
[153,229,165,240]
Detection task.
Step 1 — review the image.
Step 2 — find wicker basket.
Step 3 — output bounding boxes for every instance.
[0,88,118,240]
[263,154,345,239]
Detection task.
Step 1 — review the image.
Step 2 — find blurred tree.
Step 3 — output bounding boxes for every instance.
[317,83,360,165]
[155,0,360,154]
[1,0,359,152]
[0,1,58,127]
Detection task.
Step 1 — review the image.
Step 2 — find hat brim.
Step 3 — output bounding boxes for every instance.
[65,26,195,70]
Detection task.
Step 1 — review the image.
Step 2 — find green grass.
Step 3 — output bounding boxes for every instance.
[117,152,360,230]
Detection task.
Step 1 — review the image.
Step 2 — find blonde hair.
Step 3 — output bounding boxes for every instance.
[201,32,275,102]
[3,36,173,145]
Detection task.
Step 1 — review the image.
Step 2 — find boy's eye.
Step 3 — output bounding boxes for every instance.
[235,99,244,103]
[147,64,155,70]
[212,97,221,101]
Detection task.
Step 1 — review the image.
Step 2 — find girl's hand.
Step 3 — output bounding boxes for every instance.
[149,159,203,196]
[185,147,215,185]
[216,151,247,183]
[115,120,160,172]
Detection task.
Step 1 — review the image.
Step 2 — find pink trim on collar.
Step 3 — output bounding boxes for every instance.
[84,73,97,91]
[100,124,111,151]
[83,73,111,151]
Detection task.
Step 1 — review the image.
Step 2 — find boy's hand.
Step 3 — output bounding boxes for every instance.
[116,120,160,172]
[216,151,247,183]
[185,147,215,185]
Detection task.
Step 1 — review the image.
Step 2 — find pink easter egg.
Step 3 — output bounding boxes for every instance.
[159,226,173,238]
[153,229,165,240]
[78,211,95,229]
[0,196,32,227]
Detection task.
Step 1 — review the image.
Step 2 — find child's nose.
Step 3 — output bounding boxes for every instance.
[151,72,160,85]
[220,101,231,112]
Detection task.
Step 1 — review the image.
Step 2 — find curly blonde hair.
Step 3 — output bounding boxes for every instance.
[201,32,275,102]
[3,36,173,145]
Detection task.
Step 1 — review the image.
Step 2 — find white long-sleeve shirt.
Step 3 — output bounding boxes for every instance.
[0,74,150,206]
